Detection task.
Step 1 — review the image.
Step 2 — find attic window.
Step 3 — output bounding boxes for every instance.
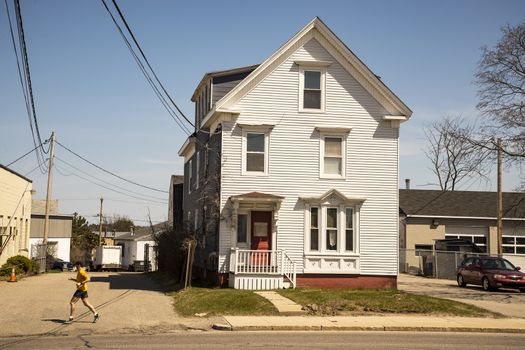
[299,66,326,112]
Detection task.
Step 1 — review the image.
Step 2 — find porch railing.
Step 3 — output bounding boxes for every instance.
[230,248,296,288]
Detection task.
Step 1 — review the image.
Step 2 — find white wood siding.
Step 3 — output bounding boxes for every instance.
[218,38,400,276]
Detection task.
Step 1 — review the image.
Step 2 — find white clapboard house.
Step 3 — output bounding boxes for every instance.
[178,17,412,289]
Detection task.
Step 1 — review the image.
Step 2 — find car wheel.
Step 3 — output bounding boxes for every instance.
[457,274,466,287]
[482,277,492,291]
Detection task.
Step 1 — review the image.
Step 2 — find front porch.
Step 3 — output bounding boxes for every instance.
[229,248,296,290]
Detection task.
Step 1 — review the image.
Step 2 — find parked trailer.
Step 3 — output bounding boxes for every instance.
[94,245,122,271]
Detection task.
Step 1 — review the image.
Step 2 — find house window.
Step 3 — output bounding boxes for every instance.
[299,67,325,111]
[306,204,358,254]
[188,159,193,193]
[415,244,433,256]
[310,207,319,251]
[502,236,525,254]
[195,152,200,189]
[304,71,321,109]
[326,208,338,251]
[345,208,353,251]
[194,209,198,231]
[242,129,270,175]
[320,135,345,178]
[237,214,248,244]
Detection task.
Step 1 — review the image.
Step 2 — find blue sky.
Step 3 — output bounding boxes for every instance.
[1,0,524,224]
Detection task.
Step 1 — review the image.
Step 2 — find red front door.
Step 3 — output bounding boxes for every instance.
[250,211,272,251]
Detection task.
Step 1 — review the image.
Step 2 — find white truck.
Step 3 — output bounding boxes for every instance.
[93,245,122,271]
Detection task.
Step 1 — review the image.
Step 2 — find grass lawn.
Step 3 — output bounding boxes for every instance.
[171,287,279,316]
[277,288,500,318]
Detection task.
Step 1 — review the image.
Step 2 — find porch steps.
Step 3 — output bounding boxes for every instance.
[255,291,305,315]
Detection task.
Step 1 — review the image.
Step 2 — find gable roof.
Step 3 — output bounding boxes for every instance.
[400,189,525,220]
[201,17,411,128]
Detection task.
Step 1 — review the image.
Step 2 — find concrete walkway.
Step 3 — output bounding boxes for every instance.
[0,272,215,337]
[254,291,304,315]
[222,315,525,333]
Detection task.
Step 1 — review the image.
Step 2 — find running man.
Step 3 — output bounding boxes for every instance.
[66,261,100,323]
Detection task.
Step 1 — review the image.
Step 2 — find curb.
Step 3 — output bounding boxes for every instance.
[218,325,525,334]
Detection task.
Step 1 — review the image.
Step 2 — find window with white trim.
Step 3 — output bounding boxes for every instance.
[299,67,325,111]
[242,130,270,175]
[320,135,345,178]
[308,205,357,253]
[502,236,525,254]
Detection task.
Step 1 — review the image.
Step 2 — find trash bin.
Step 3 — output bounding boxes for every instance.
[133,260,145,272]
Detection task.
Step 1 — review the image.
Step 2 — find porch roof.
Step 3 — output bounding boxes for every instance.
[230,192,284,203]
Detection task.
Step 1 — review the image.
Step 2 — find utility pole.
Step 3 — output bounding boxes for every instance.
[43,131,55,244]
[99,197,103,246]
[497,138,503,256]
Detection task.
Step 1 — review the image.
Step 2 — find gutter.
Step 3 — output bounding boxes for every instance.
[406,214,525,222]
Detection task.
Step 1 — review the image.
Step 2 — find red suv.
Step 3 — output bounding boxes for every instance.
[457,256,525,292]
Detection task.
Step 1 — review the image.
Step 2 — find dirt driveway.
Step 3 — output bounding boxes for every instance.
[0,272,212,337]
[398,273,525,318]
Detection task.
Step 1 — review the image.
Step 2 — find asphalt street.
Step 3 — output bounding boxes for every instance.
[1,331,525,349]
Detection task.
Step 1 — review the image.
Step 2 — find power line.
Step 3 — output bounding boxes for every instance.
[55,156,167,201]
[4,0,47,173]
[109,0,193,127]
[100,0,193,134]
[54,163,167,205]
[55,139,168,194]
[14,0,47,153]
[6,138,49,167]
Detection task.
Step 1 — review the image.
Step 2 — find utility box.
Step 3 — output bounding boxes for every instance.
[94,245,122,271]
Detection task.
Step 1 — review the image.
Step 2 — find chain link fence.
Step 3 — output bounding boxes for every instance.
[400,248,525,280]
[31,242,58,273]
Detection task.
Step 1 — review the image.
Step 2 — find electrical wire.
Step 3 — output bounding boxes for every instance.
[109,0,193,127]
[100,0,193,135]
[4,0,47,173]
[55,156,167,201]
[6,138,49,167]
[54,163,167,204]
[55,139,168,193]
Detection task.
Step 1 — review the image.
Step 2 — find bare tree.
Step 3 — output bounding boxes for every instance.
[424,116,491,190]
[476,21,525,160]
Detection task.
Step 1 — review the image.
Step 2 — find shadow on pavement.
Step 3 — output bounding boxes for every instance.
[91,273,164,292]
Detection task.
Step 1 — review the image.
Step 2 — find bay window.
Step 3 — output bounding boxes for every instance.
[308,204,358,253]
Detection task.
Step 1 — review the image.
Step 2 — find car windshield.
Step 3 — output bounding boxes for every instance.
[481,259,516,270]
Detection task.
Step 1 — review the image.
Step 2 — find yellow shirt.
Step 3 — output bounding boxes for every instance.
[76,268,89,292]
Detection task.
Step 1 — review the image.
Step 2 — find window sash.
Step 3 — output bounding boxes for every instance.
[326,208,338,251]
[244,132,267,173]
[310,207,319,251]
[237,214,248,244]
[345,208,353,251]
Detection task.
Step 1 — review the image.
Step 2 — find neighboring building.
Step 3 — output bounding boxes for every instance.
[0,164,33,266]
[30,200,73,262]
[399,189,525,272]
[178,18,412,289]
[168,175,184,230]
[114,226,159,271]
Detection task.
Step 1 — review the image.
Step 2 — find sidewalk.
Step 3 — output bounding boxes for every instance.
[221,315,525,333]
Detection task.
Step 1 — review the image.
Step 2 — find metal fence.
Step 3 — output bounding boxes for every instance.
[399,248,525,280]
[31,242,58,273]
